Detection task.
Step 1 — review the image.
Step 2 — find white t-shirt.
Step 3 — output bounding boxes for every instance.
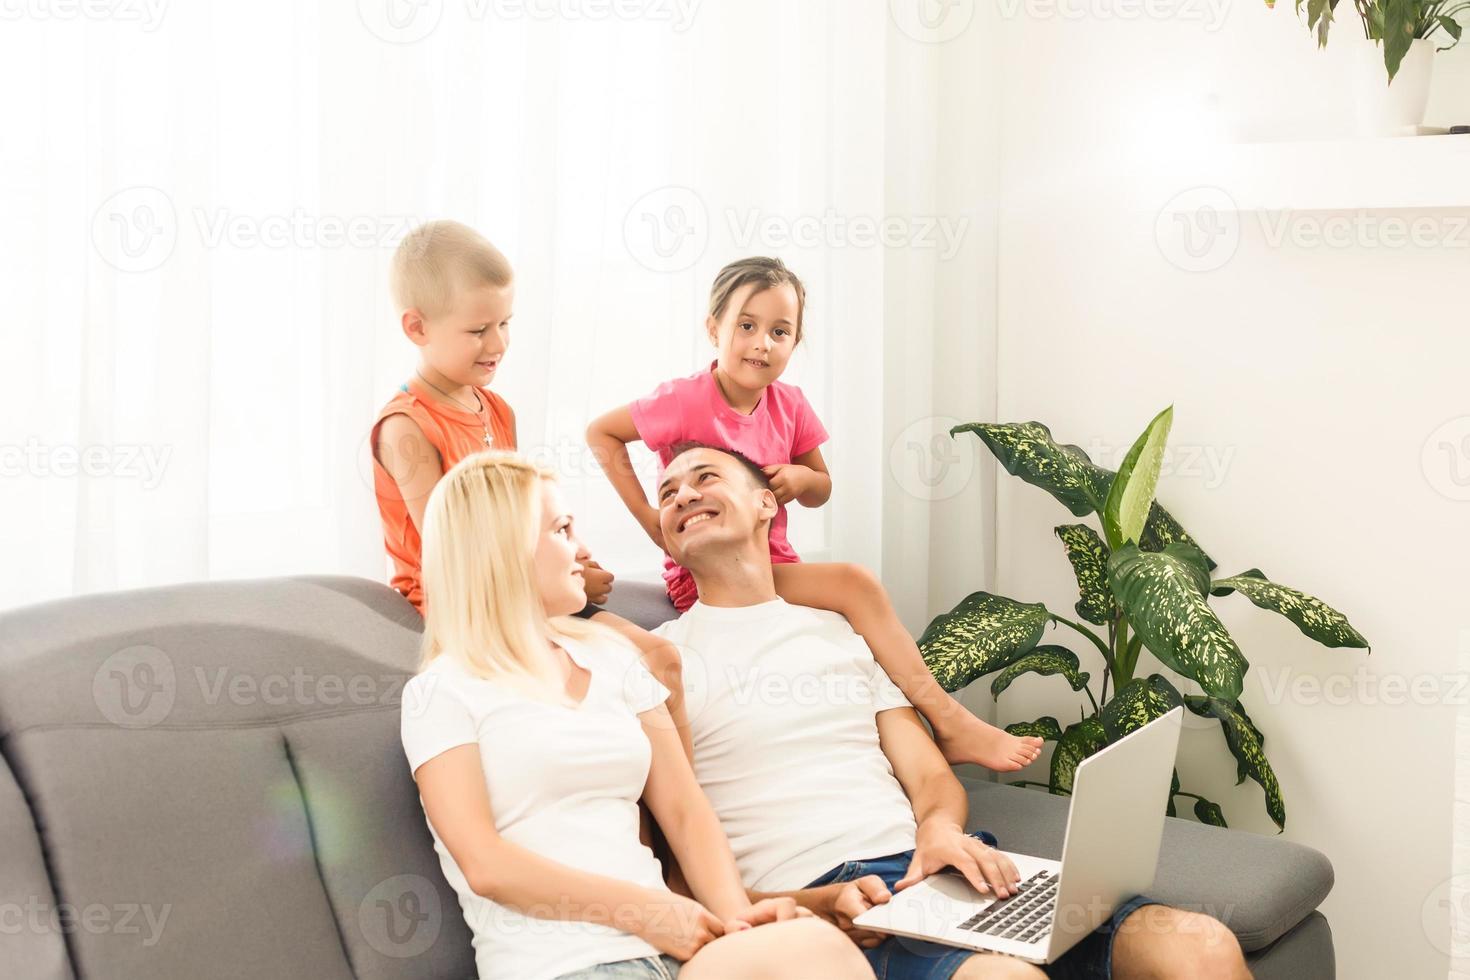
[653,598,919,892]
[400,632,671,980]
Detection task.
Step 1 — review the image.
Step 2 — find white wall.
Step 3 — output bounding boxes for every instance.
[970,3,1470,977]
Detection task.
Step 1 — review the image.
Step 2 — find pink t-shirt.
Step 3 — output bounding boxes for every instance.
[629,362,830,611]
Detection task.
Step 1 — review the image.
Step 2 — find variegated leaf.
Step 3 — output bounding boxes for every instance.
[1167,769,1180,817]
[990,645,1091,699]
[1006,716,1064,742]
[918,592,1050,693]
[1099,674,1183,743]
[1140,501,1216,571]
[1194,797,1228,827]
[1109,543,1246,701]
[1051,716,1108,795]
[952,422,1111,516]
[1186,696,1285,830]
[1054,524,1116,626]
[1211,570,1369,650]
[1103,406,1173,550]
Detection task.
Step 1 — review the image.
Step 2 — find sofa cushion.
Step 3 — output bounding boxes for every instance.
[959,777,1333,952]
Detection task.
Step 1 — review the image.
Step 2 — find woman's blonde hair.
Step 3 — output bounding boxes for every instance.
[418,451,621,700]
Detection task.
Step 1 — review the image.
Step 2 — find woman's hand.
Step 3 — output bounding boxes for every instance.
[725,896,812,934]
[636,893,726,961]
[760,463,813,506]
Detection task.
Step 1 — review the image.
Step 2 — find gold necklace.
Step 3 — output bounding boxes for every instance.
[415,370,494,447]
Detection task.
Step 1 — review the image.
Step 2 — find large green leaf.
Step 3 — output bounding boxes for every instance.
[1211,570,1370,650]
[1383,0,1416,80]
[1006,716,1063,742]
[1054,524,1116,625]
[954,421,1213,568]
[1099,674,1183,742]
[1194,797,1228,827]
[990,645,1091,700]
[952,422,1111,516]
[1103,406,1174,550]
[918,592,1050,692]
[1051,716,1108,794]
[1186,696,1285,830]
[1109,543,1247,701]
[1139,501,1216,571]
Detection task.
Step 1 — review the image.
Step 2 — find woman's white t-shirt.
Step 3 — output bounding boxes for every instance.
[400,632,671,980]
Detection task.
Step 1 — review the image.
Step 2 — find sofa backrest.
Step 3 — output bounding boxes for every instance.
[0,576,474,980]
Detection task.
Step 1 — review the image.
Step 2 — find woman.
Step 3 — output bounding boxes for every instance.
[401,451,873,980]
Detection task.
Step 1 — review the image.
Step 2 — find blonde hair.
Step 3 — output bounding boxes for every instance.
[391,220,514,319]
[708,256,808,344]
[418,451,623,701]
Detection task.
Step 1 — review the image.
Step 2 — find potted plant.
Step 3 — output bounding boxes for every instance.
[917,407,1370,830]
[1273,0,1467,134]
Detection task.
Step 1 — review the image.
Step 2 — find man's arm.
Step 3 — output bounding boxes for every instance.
[876,706,1021,897]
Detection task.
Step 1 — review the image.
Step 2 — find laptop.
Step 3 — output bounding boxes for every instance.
[853,706,1183,965]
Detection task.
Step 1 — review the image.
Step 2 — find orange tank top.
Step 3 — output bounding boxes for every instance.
[371,377,516,613]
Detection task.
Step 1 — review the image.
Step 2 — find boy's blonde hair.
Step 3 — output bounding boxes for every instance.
[418,451,622,700]
[708,256,807,344]
[391,220,513,319]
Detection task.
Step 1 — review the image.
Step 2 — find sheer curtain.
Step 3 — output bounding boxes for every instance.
[2,0,989,619]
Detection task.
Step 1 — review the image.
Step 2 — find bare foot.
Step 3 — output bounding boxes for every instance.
[935,712,1045,772]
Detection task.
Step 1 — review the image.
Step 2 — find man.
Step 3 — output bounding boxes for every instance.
[648,442,1250,980]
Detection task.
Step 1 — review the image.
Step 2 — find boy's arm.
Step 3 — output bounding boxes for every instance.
[586,405,663,549]
[374,413,444,534]
[876,707,1021,897]
[790,446,832,507]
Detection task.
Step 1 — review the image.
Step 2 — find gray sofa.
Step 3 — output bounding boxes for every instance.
[0,575,1335,979]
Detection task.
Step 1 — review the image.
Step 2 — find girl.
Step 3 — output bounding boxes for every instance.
[401,452,872,980]
[586,257,1043,773]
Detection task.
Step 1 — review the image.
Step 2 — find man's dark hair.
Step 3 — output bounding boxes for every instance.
[666,441,772,491]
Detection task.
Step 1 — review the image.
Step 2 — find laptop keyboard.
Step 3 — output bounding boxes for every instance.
[957,869,1057,945]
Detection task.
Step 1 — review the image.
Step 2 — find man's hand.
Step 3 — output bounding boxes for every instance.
[828,876,893,949]
[579,555,615,606]
[896,821,1021,899]
[760,463,814,506]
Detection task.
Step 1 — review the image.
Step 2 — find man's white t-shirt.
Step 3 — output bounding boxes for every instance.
[400,632,671,980]
[653,598,919,892]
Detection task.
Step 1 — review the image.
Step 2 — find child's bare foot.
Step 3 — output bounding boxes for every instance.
[935,712,1044,771]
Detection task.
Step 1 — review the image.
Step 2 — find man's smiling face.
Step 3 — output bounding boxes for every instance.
[656,447,778,569]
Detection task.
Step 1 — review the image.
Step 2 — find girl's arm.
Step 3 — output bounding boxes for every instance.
[587,405,664,549]
[374,413,445,534]
[790,446,831,507]
[414,744,719,950]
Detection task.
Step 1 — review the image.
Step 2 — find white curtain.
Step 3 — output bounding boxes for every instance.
[2,0,992,622]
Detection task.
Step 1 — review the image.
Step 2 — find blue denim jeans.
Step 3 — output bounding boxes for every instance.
[554,953,682,979]
[803,831,1160,980]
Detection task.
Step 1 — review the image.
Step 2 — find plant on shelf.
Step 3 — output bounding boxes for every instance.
[917,407,1370,831]
[1272,0,1467,81]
